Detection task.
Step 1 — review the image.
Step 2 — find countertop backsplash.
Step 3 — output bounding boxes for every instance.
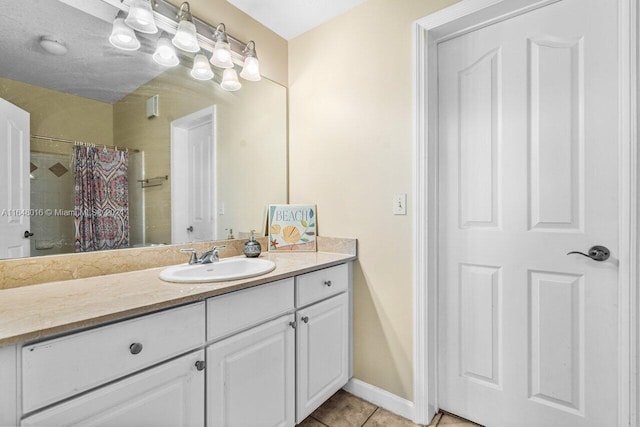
[0,236,357,290]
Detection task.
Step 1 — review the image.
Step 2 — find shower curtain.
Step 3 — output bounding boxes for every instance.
[74,145,129,252]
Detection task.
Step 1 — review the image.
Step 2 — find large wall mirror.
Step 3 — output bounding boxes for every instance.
[0,0,288,259]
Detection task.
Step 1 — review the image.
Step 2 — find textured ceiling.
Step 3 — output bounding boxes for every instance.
[226,0,368,40]
[0,0,170,104]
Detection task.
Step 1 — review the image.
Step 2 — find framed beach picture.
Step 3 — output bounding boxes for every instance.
[268,204,317,252]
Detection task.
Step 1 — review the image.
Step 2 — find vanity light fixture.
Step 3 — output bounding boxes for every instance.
[191,52,214,80]
[124,0,158,34]
[220,68,241,91]
[109,11,140,51]
[240,40,261,81]
[172,2,200,53]
[210,23,234,69]
[105,0,263,89]
[152,34,179,67]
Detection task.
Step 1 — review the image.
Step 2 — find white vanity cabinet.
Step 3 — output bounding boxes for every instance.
[205,263,352,427]
[295,265,351,423]
[19,302,206,427]
[21,350,206,427]
[0,344,18,427]
[6,260,352,427]
[207,314,296,427]
[205,278,296,427]
[21,302,206,413]
[295,293,350,423]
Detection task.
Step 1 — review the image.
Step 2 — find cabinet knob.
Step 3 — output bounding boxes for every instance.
[324,280,332,287]
[195,360,206,371]
[301,316,309,323]
[289,321,297,329]
[129,342,143,355]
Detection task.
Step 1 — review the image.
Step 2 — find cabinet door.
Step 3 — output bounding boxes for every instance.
[207,314,295,427]
[0,344,17,427]
[296,293,349,423]
[21,350,205,427]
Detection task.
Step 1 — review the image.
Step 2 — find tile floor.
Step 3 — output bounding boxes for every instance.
[298,390,482,427]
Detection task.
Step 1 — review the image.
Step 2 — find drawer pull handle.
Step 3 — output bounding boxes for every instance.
[195,360,206,371]
[301,316,309,323]
[324,280,332,287]
[129,342,143,355]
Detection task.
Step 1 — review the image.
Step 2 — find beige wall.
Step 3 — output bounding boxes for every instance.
[167,0,288,86]
[288,0,460,400]
[113,66,287,244]
[0,77,114,154]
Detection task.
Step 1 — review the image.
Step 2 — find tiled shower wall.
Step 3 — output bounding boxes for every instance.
[30,152,75,256]
[128,151,145,247]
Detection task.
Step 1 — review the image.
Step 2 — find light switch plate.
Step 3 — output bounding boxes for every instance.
[393,194,407,215]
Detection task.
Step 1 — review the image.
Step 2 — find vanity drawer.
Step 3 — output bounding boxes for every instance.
[296,264,349,308]
[207,278,294,342]
[22,302,205,413]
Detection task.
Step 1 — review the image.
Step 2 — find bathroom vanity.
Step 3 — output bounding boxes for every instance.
[0,252,354,426]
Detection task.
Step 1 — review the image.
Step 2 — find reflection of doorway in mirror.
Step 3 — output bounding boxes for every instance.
[0,98,30,259]
[171,106,217,244]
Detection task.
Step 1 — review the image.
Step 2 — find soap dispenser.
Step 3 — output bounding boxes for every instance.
[243,230,262,258]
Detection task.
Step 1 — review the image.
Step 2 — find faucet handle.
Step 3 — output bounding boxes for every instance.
[210,245,227,263]
[180,248,199,265]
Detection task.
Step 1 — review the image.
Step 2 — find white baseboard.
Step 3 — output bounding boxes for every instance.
[342,378,415,422]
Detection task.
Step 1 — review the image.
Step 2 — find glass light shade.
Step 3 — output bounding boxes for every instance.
[210,40,233,69]
[172,19,199,52]
[191,54,214,80]
[152,37,179,67]
[220,68,241,91]
[240,56,261,81]
[124,0,158,34]
[109,17,140,51]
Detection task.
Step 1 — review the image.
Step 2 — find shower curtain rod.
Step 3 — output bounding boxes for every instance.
[31,135,140,153]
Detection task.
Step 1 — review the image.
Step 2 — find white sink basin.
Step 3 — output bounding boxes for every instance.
[160,258,276,283]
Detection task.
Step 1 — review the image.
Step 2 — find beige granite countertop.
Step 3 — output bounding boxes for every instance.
[0,251,355,346]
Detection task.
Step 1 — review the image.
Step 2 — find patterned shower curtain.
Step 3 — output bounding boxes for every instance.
[74,145,129,252]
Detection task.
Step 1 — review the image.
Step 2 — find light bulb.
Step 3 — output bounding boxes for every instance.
[240,56,261,81]
[191,54,214,80]
[109,16,140,51]
[172,4,199,53]
[125,0,158,34]
[172,19,199,52]
[221,68,241,91]
[211,40,233,69]
[153,37,179,67]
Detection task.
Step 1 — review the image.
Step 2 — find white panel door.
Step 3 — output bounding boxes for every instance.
[171,107,216,244]
[187,121,215,242]
[0,97,30,259]
[207,314,295,427]
[437,1,619,426]
[296,293,349,423]
[21,350,205,427]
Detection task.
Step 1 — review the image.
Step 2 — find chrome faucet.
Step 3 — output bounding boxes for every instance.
[180,245,226,265]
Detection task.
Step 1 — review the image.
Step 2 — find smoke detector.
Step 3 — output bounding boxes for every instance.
[39,36,68,56]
